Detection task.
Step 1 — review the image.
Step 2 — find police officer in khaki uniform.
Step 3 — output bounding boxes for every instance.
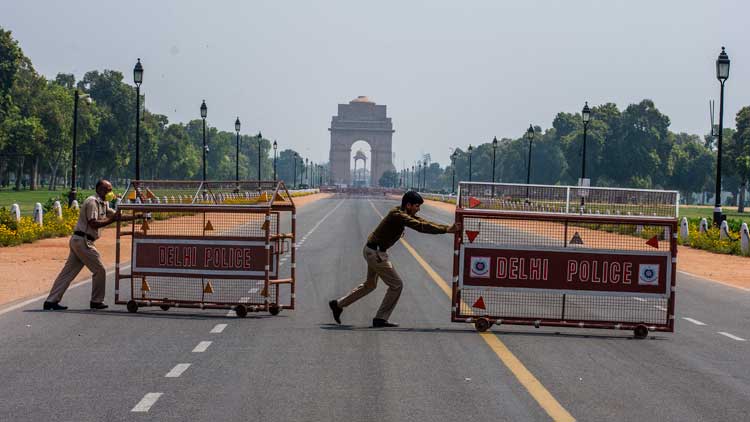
[329,191,461,327]
[43,179,141,311]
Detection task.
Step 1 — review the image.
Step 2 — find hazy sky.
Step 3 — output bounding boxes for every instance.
[2,0,747,167]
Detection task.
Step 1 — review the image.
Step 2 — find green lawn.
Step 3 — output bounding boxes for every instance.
[0,188,95,216]
[679,205,749,223]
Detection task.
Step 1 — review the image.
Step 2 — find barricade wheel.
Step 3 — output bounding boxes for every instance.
[475,317,491,332]
[159,304,170,311]
[235,305,248,318]
[634,324,649,339]
[126,300,138,313]
[269,303,281,316]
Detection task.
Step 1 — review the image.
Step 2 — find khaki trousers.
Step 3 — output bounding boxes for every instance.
[337,245,404,321]
[47,236,106,303]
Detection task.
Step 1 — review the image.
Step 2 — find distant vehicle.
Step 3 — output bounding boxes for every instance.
[298,183,310,189]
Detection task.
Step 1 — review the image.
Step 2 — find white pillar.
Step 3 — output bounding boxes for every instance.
[741,223,749,255]
[53,201,63,219]
[10,204,20,222]
[699,218,708,233]
[71,200,79,210]
[720,220,730,240]
[680,217,689,241]
[33,203,44,226]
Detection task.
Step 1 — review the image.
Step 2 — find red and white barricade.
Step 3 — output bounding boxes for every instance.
[115,180,296,318]
[452,182,678,338]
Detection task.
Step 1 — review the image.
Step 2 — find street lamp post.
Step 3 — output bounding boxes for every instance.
[411,165,415,190]
[714,47,730,226]
[273,140,278,181]
[417,161,422,191]
[305,158,309,186]
[200,100,207,182]
[257,132,263,181]
[133,58,143,181]
[68,90,91,206]
[468,145,474,182]
[525,125,535,185]
[423,159,428,191]
[491,136,498,183]
[451,150,458,194]
[580,102,591,207]
[293,153,298,188]
[525,124,535,199]
[235,117,241,183]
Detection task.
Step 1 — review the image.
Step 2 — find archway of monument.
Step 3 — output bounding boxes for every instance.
[329,96,395,187]
[350,140,372,187]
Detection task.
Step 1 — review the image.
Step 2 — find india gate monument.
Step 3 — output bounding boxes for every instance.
[329,96,395,186]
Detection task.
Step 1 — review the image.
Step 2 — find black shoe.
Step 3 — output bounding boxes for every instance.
[329,300,343,324]
[43,301,67,311]
[372,318,399,328]
[89,302,108,310]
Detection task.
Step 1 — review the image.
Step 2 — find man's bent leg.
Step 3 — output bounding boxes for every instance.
[74,239,107,303]
[337,246,380,308]
[372,255,403,321]
[46,238,85,303]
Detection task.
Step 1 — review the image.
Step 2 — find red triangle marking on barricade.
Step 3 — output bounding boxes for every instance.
[466,230,479,243]
[472,296,486,310]
[468,197,482,208]
[646,235,659,249]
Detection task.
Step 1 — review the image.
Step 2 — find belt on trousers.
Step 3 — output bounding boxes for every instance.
[74,231,96,242]
[366,242,387,252]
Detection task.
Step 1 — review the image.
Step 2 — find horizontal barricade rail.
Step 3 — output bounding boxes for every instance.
[114,180,296,318]
[452,182,678,338]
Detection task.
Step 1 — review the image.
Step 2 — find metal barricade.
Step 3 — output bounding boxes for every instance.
[452,182,678,338]
[115,180,296,317]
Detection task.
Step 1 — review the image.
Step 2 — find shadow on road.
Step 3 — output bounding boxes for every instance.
[319,323,667,340]
[25,308,281,321]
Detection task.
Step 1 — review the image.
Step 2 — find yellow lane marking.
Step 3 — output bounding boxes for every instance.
[368,200,575,422]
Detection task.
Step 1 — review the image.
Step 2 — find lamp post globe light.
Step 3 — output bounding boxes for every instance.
[200,100,207,182]
[714,47,730,226]
[235,117,241,183]
[133,58,143,181]
[450,150,458,194]
[273,140,278,181]
[68,90,92,206]
[468,144,474,182]
[491,137,498,183]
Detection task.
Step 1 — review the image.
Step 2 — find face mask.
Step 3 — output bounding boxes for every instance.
[105,191,116,202]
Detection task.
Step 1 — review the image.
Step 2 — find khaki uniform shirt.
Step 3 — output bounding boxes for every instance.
[74,195,114,240]
[367,206,449,250]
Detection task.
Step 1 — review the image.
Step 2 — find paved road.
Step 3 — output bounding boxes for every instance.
[0,196,747,421]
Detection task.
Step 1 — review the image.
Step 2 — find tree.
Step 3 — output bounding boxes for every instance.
[728,107,750,212]
[379,170,398,187]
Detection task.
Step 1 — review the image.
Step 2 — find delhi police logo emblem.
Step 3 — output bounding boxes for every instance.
[638,264,660,286]
[470,256,491,278]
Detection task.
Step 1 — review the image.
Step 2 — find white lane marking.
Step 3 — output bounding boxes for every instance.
[718,332,746,341]
[248,288,259,294]
[131,392,163,412]
[678,270,750,292]
[633,297,646,302]
[239,297,251,303]
[165,363,191,378]
[210,324,227,333]
[192,341,212,352]
[0,264,131,317]
[654,305,667,311]
[226,309,236,317]
[682,317,706,326]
